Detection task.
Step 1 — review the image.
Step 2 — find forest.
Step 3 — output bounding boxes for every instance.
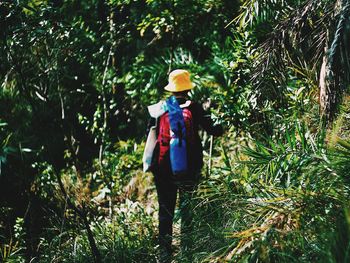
[1,0,350,262]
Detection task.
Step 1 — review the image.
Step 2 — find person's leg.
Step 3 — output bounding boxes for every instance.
[179,180,197,252]
[155,176,178,257]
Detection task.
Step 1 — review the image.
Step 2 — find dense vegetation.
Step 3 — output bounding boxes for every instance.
[1,0,350,262]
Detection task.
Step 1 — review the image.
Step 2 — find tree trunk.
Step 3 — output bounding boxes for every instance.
[319,0,350,123]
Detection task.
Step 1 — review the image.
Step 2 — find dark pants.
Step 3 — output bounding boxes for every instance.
[154,173,199,255]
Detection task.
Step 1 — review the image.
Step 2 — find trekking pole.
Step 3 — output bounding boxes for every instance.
[208,135,214,177]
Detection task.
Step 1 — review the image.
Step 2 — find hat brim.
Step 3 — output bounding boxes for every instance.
[164,82,195,92]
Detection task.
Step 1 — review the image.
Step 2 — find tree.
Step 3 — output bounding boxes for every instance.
[236,0,350,123]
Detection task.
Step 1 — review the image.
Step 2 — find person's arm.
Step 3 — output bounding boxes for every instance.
[146,117,156,136]
[195,103,223,136]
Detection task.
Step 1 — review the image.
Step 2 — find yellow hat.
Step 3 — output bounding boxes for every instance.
[164,69,195,92]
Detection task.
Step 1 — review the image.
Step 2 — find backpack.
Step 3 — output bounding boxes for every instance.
[158,96,194,176]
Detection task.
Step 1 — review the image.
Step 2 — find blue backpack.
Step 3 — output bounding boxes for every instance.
[157,96,193,176]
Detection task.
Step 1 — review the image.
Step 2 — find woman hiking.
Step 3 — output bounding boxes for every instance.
[146,69,223,262]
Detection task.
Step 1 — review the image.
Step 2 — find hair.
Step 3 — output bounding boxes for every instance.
[171,91,189,97]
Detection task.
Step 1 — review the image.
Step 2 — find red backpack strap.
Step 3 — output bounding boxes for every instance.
[182,108,195,145]
[157,112,171,165]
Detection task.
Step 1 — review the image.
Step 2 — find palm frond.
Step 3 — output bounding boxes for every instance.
[251,0,333,89]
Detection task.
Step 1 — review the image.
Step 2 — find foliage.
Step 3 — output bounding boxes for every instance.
[1,0,350,262]
[37,200,157,263]
[190,120,350,262]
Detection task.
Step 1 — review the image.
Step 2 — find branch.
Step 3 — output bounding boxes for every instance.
[54,169,101,263]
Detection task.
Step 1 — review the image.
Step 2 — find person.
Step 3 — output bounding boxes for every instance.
[147,69,223,261]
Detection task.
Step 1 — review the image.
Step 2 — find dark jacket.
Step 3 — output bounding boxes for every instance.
[148,97,223,177]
